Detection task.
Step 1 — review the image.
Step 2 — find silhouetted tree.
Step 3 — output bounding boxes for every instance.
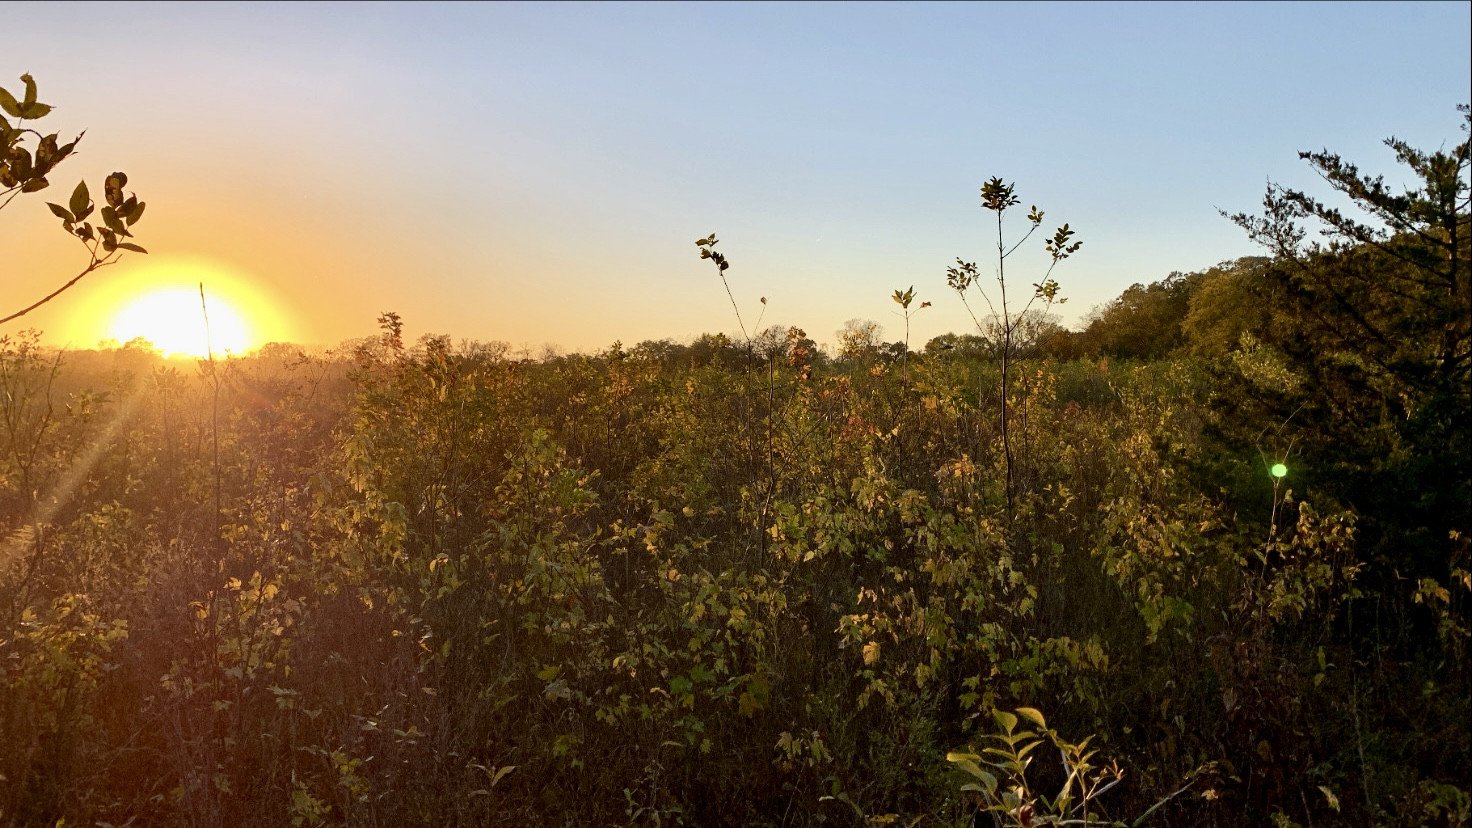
[1227,105,1470,590]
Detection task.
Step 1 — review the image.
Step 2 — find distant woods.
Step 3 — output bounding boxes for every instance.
[617,254,1355,368]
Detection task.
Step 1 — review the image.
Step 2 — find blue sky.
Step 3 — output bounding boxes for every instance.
[4,1,1469,351]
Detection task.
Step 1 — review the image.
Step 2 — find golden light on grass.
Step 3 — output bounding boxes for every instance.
[68,255,295,355]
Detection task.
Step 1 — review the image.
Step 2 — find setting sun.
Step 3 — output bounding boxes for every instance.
[107,287,252,357]
[62,254,296,355]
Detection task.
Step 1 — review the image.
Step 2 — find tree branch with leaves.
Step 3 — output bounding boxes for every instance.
[890,285,930,384]
[1,73,147,326]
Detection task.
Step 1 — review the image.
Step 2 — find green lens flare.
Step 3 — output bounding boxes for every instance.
[1271,463,1288,478]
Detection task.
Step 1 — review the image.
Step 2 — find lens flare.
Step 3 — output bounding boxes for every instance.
[1271,463,1288,478]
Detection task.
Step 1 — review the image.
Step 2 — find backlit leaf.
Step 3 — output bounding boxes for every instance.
[101,205,127,235]
[1016,707,1047,729]
[992,709,1018,733]
[104,172,127,207]
[69,180,88,217]
[0,86,19,118]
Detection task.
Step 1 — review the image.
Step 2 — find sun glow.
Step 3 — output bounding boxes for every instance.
[70,255,296,356]
[108,287,252,357]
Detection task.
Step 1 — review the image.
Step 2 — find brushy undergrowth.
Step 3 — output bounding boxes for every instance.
[0,323,1465,826]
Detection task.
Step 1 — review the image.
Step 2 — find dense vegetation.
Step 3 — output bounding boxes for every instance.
[0,109,1467,826]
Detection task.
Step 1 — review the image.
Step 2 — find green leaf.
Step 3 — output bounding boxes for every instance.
[959,769,997,794]
[101,205,126,234]
[1016,707,1047,729]
[9,147,32,179]
[117,241,148,253]
[737,690,761,716]
[954,757,989,779]
[34,134,58,170]
[124,201,144,226]
[0,85,21,118]
[992,709,1018,733]
[739,672,769,716]
[946,754,998,793]
[46,202,72,221]
[57,133,81,160]
[20,176,47,193]
[69,180,88,217]
[18,76,51,119]
[104,172,127,207]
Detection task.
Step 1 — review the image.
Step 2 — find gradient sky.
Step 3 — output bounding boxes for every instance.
[3,1,1469,353]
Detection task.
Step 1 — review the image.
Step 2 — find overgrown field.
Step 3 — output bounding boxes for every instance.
[0,300,1466,825]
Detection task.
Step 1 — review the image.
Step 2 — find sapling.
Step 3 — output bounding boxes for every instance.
[946,178,1079,513]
